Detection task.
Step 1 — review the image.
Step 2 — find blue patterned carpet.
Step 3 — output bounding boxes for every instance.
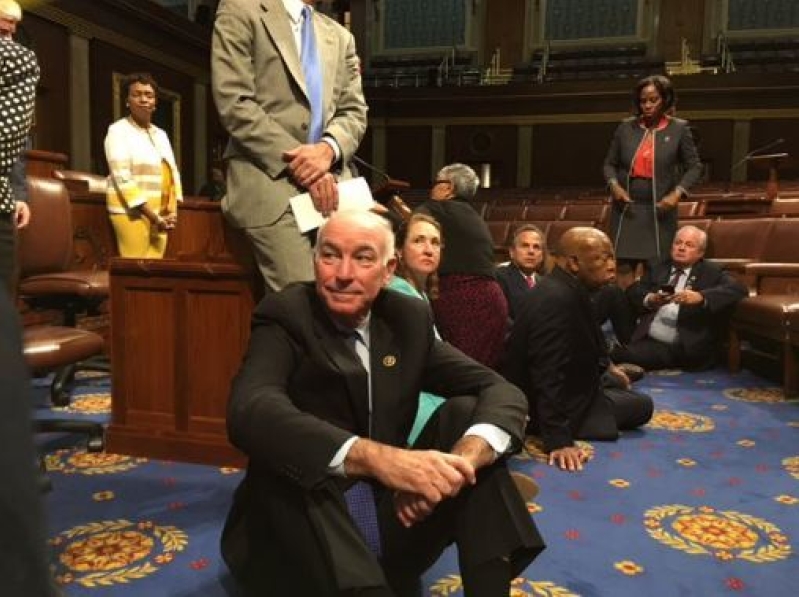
[37,368,799,596]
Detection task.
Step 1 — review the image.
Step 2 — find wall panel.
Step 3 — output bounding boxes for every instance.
[386,126,432,187]
[445,125,519,187]
[90,41,196,191]
[21,14,71,158]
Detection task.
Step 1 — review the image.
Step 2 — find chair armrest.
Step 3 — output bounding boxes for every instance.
[744,262,799,296]
[744,262,799,277]
[706,258,756,272]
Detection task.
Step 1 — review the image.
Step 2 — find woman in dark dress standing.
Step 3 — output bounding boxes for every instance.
[416,163,508,369]
[603,75,703,276]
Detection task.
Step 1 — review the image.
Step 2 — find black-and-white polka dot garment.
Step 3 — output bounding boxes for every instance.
[0,39,39,214]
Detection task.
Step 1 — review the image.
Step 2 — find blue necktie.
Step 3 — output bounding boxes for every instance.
[343,330,382,556]
[301,5,324,143]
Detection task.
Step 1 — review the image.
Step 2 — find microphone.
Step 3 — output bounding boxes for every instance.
[350,154,392,185]
[350,155,412,220]
[730,138,785,173]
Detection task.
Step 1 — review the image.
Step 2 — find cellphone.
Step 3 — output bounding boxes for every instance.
[659,284,675,294]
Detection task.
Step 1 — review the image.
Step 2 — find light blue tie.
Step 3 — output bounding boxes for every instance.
[301,5,324,143]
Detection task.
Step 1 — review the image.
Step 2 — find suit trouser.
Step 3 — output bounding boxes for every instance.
[611,335,719,371]
[242,205,314,293]
[228,395,545,596]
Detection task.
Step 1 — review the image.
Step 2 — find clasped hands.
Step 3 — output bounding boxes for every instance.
[156,211,177,231]
[347,436,493,528]
[283,142,339,217]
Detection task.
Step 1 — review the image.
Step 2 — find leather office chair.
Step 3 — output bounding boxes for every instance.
[23,326,105,452]
[18,176,109,322]
[16,175,109,452]
[17,175,110,403]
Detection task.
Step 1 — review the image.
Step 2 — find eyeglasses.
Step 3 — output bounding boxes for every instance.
[432,179,451,186]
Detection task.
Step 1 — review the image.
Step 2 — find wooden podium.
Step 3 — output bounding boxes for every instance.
[749,152,791,201]
[105,203,259,467]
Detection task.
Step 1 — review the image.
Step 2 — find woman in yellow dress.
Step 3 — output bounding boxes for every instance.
[104,72,182,257]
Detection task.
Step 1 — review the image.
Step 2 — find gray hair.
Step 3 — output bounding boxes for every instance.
[316,210,396,265]
[437,163,480,201]
[0,0,21,21]
[677,224,707,251]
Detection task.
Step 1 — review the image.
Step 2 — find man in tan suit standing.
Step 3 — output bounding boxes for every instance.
[212,0,368,291]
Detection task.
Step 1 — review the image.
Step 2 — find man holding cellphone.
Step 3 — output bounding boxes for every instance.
[611,225,747,370]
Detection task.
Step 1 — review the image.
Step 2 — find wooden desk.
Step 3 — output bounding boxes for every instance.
[697,192,773,216]
[105,258,254,466]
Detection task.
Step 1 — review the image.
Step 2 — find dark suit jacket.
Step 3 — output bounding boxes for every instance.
[627,258,747,368]
[603,117,703,259]
[503,267,617,453]
[223,283,530,589]
[496,264,540,320]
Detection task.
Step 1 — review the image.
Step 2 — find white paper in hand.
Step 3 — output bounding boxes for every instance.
[290,177,375,233]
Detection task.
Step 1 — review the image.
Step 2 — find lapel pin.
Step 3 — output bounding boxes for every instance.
[382,355,397,367]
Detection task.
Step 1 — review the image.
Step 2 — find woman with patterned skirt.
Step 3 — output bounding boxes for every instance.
[416,163,508,369]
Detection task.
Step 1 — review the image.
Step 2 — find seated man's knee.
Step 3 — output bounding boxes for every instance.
[415,395,479,450]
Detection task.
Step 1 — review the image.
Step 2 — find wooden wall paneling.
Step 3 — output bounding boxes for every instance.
[386,126,432,188]
[356,127,374,184]
[445,125,519,187]
[531,122,618,187]
[69,191,117,270]
[107,260,253,466]
[689,119,734,183]
[656,0,706,62]
[89,40,196,190]
[748,118,799,182]
[111,280,177,431]
[20,13,71,157]
[36,0,210,70]
[483,0,527,68]
[182,286,252,436]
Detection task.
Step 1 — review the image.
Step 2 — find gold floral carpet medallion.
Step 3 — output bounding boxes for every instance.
[46,449,148,475]
[429,574,577,596]
[647,410,715,432]
[645,505,791,563]
[783,456,799,481]
[56,392,111,414]
[723,387,786,403]
[50,519,188,588]
[518,437,595,463]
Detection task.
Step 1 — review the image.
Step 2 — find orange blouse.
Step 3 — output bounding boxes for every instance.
[631,116,669,179]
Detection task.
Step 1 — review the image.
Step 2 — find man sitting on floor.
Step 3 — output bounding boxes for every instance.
[496,224,547,320]
[610,225,747,371]
[221,210,544,596]
[503,227,653,473]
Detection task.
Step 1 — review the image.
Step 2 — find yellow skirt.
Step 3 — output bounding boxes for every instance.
[109,213,167,258]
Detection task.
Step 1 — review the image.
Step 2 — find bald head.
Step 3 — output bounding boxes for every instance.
[556,227,616,289]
